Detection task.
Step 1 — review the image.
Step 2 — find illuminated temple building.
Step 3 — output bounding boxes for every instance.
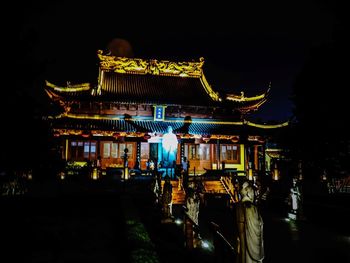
[45,50,288,176]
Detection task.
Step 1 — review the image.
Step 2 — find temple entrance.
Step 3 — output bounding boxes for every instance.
[150,143,159,164]
[140,142,160,170]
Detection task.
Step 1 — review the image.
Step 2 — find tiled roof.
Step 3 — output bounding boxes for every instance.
[44,79,269,115]
[44,52,270,115]
[99,72,215,106]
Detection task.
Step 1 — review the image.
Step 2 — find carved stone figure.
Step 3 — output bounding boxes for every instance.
[162,126,178,167]
[162,175,173,219]
[236,182,264,263]
[290,178,301,213]
[186,188,200,225]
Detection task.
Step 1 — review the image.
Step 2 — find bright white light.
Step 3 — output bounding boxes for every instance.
[175,219,183,225]
[288,213,297,220]
[162,126,178,153]
[202,240,210,249]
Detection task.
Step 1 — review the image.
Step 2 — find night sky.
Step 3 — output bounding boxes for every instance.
[7,1,342,121]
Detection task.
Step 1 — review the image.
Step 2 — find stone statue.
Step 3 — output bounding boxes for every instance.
[186,188,200,225]
[162,126,178,168]
[153,176,160,202]
[290,178,301,214]
[162,175,173,219]
[236,182,264,263]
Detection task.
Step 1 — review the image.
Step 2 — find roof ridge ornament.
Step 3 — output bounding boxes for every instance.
[97,50,204,77]
[226,88,269,103]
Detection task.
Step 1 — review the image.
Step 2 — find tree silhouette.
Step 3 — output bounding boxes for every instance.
[290,22,349,181]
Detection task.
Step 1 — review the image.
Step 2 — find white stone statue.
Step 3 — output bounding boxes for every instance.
[186,190,200,225]
[290,178,301,213]
[162,126,178,167]
[236,182,264,263]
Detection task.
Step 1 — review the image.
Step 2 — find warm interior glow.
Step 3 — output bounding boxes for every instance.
[273,168,279,180]
[92,168,98,180]
[124,167,129,180]
[65,139,69,161]
[248,169,253,180]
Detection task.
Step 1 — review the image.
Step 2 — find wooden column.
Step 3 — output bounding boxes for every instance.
[244,145,249,172]
[261,144,266,175]
[136,141,141,169]
[254,145,258,171]
[216,139,220,169]
[180,142,185,162]
[65,139,69,161]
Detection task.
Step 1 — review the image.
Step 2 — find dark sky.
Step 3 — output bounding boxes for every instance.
[9,1,341,122]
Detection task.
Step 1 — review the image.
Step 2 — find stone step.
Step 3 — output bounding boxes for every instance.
[202,180,227,194]
[161,180,186,204]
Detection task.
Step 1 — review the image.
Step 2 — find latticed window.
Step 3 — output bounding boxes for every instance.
[184,144,210,160]
[140,142,150,160]
[220,144,240,163]
[84,141,96,159]
[102,142,133,158]
[70,141,84,160]
[71,140,96,160]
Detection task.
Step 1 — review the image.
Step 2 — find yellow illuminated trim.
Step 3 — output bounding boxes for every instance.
[209,135,237,140]
[97,69,103,95]
[237,98,268,113]
[98,51,149,74]
[226,86,270,102]
[266,148,283,159]
[53,113,288,129]
[162,119,243,125]
[45,80,91,92]
[152,58,204,77]
[53,129,143,137]
[153,105,167,121]
[45,89,60,100]
[63,113,122,120]
[226,90,268,102]
[266,148,283,152]
[97,50,204,78]
[246,121,289,129]
[200,74,222,102]
[65,139,68,160]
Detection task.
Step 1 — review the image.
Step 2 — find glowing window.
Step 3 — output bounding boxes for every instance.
[220,144,240,163]
[184,144,209,160]
[199,144,210,160]
[103,143,111,158]
[111,143,118,158]
[141,143,150,160]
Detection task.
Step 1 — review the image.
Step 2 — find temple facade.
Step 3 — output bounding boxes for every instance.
[45,50,288,176]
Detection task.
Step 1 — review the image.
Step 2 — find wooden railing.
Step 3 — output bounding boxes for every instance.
[182,205,201,249]
[210,222,236,263]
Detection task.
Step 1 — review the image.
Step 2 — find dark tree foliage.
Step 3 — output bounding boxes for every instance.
[0,5,60,181]
[289,25,349,181]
